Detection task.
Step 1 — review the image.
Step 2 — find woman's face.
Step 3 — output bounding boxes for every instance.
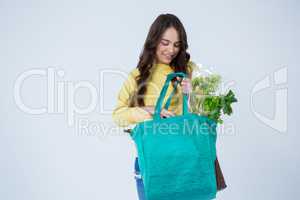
[155,27,181,65]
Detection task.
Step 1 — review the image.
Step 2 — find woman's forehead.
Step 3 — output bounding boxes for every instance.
[161,27,180,42]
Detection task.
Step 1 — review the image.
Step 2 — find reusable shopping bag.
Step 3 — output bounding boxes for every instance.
[130,72,218,200]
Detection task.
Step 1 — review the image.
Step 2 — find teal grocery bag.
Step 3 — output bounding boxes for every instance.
[130,72,218,200]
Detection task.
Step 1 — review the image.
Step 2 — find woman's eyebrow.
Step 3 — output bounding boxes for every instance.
[161,38,181,43]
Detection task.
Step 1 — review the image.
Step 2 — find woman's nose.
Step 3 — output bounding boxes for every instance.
[167,45,175,54]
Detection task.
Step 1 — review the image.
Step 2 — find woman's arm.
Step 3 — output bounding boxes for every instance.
[112,69,152,128]
[112,62,199,127]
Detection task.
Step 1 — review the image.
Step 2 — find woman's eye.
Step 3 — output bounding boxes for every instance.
[160,40,181,48]
[161,41,169,46]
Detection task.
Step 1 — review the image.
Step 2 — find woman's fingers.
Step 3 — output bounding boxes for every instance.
[143,106,175,118]
[181,78,192,94]
[160,109,175,118]
[176,77,191,93]
[176,77,183,81]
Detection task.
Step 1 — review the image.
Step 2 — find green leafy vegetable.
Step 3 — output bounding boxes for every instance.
[190,74,238,124]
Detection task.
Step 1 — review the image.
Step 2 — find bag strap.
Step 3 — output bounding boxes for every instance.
[154,72,189,120]
[124,81,178,133]
[163,79,179,110]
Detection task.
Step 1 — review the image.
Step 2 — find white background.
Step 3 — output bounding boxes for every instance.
[1,0,299,199]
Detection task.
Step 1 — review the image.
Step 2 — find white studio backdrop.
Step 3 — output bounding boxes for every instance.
[0,0,299,199]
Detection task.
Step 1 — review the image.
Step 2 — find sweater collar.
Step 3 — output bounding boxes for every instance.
[152,62,174,72]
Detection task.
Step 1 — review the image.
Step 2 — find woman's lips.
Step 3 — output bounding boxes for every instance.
[164,54,173,60]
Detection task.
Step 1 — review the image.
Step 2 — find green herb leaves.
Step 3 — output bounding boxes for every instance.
[190,74,237,124]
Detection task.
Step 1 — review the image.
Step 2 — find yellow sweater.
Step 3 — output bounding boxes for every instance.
[112,61,199,128]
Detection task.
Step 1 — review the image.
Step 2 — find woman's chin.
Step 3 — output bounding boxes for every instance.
[162,59,171,65]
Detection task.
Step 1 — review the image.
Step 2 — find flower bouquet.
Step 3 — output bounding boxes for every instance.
[189,64,238,124]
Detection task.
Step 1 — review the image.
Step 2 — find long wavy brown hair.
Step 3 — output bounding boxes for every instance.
[129,13,190,107]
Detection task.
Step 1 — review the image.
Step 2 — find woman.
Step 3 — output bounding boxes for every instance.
[112,13,199,199]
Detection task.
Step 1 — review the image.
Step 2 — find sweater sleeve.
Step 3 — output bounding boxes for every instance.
[112,69,152,128]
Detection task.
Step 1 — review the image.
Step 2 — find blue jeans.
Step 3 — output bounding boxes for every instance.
[134,157,146,200]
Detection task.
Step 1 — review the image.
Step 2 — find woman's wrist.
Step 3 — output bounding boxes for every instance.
[141,106,154,115]
[141,106,150,113]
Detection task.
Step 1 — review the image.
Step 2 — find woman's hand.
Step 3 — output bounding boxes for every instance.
[141,106,175,118]
[176,77,192,94]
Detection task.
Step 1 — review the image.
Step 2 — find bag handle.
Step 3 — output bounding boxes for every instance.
[154,72,189,120]
[163,79,179,110]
